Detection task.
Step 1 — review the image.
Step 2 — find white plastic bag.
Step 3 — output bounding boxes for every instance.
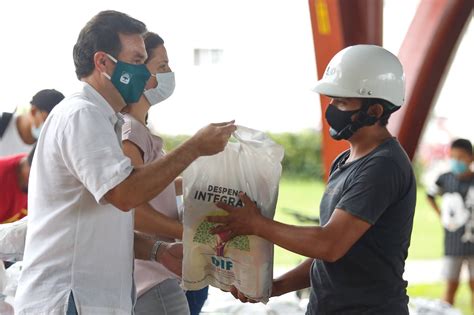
[182,126,284,303]
[0,217,28,262]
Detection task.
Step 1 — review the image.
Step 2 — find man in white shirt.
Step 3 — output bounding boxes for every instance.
[15,10,236,315]
[0,89,64,156]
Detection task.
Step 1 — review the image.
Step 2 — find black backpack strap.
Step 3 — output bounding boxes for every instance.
[0,112,13,139]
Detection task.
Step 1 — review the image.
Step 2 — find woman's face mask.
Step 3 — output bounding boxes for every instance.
[144,72,175,106]
[103,54,151,104]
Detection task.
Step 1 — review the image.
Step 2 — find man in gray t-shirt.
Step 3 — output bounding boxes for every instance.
[309,137,415,313]
[208,45,416,314]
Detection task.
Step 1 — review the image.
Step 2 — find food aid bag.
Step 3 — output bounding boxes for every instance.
[182,125,284,303]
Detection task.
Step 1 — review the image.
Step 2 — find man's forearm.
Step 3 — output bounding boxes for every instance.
[135,204,183,240]
[249,208,371,262]
[109,122,236,211]
[107,139,198,210]
[256,216,334,261]
[273,258,312,296]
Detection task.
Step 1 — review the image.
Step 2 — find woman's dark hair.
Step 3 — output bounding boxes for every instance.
[144,32,165,63]
[73,10,147,79]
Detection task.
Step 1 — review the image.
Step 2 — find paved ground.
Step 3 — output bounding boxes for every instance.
[405,259,469,284]
[199,259,467,315]
[1,259,466,314]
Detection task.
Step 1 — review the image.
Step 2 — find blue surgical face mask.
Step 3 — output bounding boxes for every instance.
[450,159,469,175]
[103,54,151,104]
[31,122,43,140]
[144,72,176,106]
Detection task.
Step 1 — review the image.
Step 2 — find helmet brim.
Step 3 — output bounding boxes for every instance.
[312,81,360,99]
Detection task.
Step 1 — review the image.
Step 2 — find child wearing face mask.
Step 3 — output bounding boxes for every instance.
[427,138,474,309]
[0,89,64,156]
[120,32,189,315]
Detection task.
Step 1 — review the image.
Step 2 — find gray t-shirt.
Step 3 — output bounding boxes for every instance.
[307,138,416,315]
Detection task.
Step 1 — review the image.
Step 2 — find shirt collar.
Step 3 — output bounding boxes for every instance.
[82,83,122,126]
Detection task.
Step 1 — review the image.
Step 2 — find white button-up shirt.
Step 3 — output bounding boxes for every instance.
[15,83,135,315]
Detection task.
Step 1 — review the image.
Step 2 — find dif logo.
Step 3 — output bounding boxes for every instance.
[211,256,233,271]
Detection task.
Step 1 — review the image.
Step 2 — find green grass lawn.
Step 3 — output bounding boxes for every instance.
[273,177,324,266]
[407,189,444,260]
[273,177,444,266]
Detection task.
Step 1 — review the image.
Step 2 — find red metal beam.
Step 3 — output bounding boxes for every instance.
[388,0,472,160]
[308,0,383,179]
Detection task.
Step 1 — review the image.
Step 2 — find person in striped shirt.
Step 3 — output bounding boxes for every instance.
[427,138,474,310]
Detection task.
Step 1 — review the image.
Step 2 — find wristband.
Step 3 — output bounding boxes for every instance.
[150,240,163,262]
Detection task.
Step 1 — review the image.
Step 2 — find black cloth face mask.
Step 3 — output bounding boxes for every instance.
[325,103,379,140]
[325,105,360,140]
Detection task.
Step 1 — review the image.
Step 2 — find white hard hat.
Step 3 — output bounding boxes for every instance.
[313,45,405,107]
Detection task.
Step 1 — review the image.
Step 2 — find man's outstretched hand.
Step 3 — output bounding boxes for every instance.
[207,193,265,239]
